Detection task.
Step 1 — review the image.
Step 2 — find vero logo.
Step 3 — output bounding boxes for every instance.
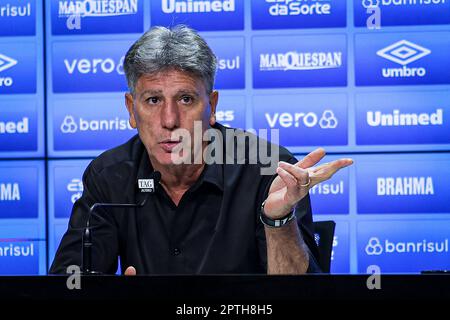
[376,40,431,66]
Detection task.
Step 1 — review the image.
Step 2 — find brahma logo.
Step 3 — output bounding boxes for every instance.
[377,176,434,196]
[0,53,17,87]
[60,115,133,133]
[0,183,20,201]
[377,40,431,78]
[365,237,449,256]
[265,110,338,129]
[259,51,342,71]
[367,108,443,127]
[58,0,139,17]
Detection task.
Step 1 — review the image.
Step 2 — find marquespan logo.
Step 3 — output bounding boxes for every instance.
[259,51,342,71]
[57,0,139,17]
[376,40,431,78]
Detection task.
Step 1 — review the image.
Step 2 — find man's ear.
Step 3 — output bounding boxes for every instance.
[209,90,219,126]
[125,93,137,129]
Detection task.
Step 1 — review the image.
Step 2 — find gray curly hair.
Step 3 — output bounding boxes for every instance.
[124,25,217,95]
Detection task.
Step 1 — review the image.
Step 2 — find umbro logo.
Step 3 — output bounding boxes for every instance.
[0,54,18,72]
[376,40,431,66]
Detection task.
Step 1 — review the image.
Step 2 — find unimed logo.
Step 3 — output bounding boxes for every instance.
[367,108,443,127]
[161,0,235,13]
[0,117,29,134]
[365,237,449,256]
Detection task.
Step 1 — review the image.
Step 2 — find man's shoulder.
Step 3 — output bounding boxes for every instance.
[87,134,144,176]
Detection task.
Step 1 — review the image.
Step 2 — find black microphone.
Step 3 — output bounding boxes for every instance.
[82,171,161,275]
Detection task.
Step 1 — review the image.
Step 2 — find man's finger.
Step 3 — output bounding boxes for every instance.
[279,161,309,186]
[124,266,137,276]
[276,167,297,188]
[297,148,326,169]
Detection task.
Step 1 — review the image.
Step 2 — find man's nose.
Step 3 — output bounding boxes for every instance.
[161,101,180,130]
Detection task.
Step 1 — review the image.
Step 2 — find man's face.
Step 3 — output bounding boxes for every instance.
[125,68,218,167]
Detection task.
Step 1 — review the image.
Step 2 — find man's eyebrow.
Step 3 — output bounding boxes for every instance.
[177,90,200,97]
[139,89,163,98]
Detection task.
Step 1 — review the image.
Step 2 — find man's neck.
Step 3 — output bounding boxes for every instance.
[150,158,205,205]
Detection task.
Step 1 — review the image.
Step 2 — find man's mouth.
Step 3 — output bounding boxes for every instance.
[159,139,182,152]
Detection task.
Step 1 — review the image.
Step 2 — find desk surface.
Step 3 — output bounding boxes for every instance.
[0,274,449,301]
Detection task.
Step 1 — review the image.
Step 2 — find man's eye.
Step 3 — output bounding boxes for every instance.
[180,96,193,104]
[146,97,159,104]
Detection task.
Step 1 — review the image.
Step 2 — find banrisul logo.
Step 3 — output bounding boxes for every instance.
[251,0,346,30]
[151,0,244,31]
[309,169,349,214]
[0,0,35,36]
[60,115,133,134]
[355,32,450,86]
[377,40,430,79]
[52,98,137,153]
[252,34,347,88]
[52,40,130,92]
[205,37,244,89]
[354,0,450,27]
[358,220,450,273]
[365,237,449,256]
[52,0,143,34]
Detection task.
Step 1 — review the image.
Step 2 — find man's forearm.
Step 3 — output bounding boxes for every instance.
[265,219,310,274]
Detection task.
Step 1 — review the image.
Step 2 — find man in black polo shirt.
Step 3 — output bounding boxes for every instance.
[50,25,352,275]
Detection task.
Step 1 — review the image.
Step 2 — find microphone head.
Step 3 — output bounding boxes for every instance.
[151,171,162,184]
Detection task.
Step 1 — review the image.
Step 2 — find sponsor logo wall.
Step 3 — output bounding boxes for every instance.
[0,1,46,274]
[0,0,449,274]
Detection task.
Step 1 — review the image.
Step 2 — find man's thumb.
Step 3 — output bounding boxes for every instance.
[124,266,137,276]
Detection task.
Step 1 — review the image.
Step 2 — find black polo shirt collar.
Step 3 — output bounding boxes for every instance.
[135,142,224,204]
